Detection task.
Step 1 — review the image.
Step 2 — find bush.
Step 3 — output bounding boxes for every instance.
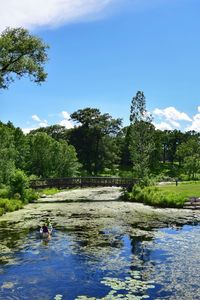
[0,208,4,216]
[128,185,187,208]
[24,188,39,202]
[9,170,29,200]
[0,198,24,214]
[0,187,10,198]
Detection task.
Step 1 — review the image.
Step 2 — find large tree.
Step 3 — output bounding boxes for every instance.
[130,91,152,124]
[0,27,49,89]
[0,122,16,184]
[129,121,156,178]
[27,132,80,178]
[70,108,122,175]
[176,137,200,180]
[128,91,155,179]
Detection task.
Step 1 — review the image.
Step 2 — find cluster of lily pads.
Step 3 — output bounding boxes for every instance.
[75,270,155,300]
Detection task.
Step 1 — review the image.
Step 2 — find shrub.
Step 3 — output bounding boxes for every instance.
[24,189,39,202]
[0,187,10,198]
[9,170,29,200]
[129,185,187,208]
[0,198,24,214]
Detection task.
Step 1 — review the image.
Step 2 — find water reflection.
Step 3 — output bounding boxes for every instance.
[0,223,200,299]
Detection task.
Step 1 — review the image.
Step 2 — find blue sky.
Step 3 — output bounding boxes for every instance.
[1,0,200,132]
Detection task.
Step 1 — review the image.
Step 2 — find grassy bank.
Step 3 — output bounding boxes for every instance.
[0,187,63,217]
[0,198,24,216]
[40,188,61,196]
[126,181,200,208]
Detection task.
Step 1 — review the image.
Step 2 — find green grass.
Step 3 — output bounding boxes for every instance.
[0,187,60,217]
[0,186,39,216]
[0,198,24,216]
[127,181,200,208]
[40,188,61,196]
[157,181,200,198]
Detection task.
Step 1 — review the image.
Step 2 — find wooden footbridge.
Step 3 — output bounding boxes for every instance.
[30,177,138,190]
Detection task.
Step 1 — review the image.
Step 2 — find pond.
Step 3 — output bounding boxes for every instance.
[1,221,200,300]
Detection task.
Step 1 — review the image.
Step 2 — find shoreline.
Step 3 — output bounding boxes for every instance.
[0,187,200,231]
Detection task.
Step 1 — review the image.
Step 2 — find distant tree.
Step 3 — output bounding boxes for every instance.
[130,91,152,124]
[13,127,30,170]
[0,27,49,89]
[129,121,156,178]
[128,91,155,179]
[51,140,81,177]
[30,125,69,141]
[176,137,200,179]
[70,108,122,175]
[118,126,132,169]
[27,132,80,178]
[0,122,16,184]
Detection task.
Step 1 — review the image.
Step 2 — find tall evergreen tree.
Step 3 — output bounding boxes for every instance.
[130,91,152,124]
[128,91,155,179]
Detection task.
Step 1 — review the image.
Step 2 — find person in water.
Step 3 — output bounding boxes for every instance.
[40,220,53,238]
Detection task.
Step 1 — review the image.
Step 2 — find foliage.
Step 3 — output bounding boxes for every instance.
[0,27,49,89]
[23,189,39,203]
[128,185,187,208]
[0,198,24,216]
[127,91,156,179]
[176,138,200,180]
[129,121,156,178]
[70,108,122,175]
[130,90,152,124]
[30,125,69,141]
[0,187,10,198]
[0,122,16,185]
[9,169,29,200]
[27,132,80,178]
[127,181,200,208]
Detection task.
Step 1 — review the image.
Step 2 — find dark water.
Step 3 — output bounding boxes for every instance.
[0,223,200,300]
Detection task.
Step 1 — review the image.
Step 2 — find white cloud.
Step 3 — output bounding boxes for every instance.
[39,120,48,127]
[153,106,192,122]
[0,0,115,31]
[31,114,48,127]
[32,114,41,122]
[59,119,74,129]
[154,122,172,131]
[61,111,70,119]
[198,106,200,113]
[22,127,37,134]
[167,120,180,128]
[185,111,200,132]
[59,110,74,128]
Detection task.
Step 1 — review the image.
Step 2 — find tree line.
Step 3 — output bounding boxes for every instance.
[1,91,200,190]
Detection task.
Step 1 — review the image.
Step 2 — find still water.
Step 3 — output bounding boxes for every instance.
[0,223,200,300]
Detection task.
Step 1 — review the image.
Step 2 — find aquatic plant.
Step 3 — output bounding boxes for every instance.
[75,269,155,300]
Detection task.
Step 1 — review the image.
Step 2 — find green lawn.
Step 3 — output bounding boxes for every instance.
[157,182,200,198]
[39,188,61,196]
[128,181,200,208]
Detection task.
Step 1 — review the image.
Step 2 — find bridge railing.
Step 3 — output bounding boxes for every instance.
[30,177,138,189]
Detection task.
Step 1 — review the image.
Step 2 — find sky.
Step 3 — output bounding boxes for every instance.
[1,0,200,133]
